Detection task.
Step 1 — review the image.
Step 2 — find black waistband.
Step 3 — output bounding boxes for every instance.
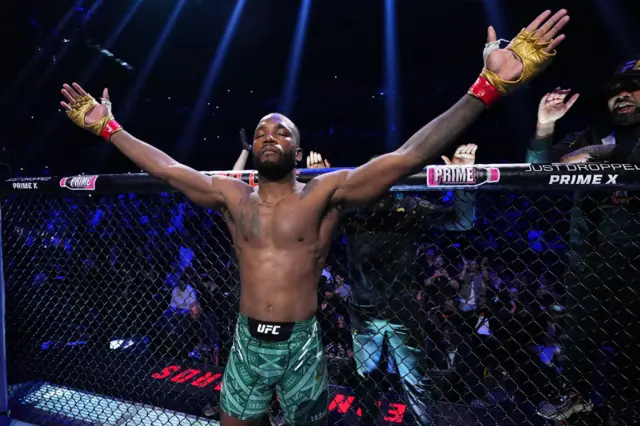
[246,317,296,342]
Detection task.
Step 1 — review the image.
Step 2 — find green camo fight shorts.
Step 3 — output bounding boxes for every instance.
[220,314,328,424]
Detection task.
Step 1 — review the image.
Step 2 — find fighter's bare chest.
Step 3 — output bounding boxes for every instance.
[228,197,319,244]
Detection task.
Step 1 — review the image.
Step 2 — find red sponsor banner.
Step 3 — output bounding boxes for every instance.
[150,364,407,423]
[151,364,223,391]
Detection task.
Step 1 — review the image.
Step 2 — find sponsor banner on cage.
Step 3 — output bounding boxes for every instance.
[5,176,51,182]
[526,163,640,186]
[426,165,500,188]
[59,175,98,191]
[149,362,412,424]
[8,177,52,190]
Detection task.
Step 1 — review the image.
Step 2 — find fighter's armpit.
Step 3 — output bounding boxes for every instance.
[300,179,321,199]
[323,203,343,222]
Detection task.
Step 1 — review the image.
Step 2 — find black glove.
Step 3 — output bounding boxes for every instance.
[239,128,252,151]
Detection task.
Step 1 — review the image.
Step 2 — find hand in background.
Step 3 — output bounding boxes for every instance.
[442,144,477,166]
[306,151,331,168]
[537,88,579,125]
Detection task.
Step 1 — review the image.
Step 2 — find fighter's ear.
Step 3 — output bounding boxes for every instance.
[296,148,303,162]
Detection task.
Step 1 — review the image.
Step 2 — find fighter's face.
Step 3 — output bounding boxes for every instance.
[607,85,640,126]
[253,114,301,180]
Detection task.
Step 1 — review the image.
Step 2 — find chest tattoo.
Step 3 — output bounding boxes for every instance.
[238,197,261,238]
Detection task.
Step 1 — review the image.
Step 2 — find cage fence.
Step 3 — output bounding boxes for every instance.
[2,164,640,425]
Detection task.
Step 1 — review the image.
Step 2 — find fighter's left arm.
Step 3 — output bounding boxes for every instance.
[328,9,568,207]
[330,95,486,208]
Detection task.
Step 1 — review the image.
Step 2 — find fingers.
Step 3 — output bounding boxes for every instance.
[308,151,328,167]
[543,88,573,104]
[525,10,552,33]
[539,92,552,106]
[535,9,568,41]
[61,89,76,105]
[62,83,81,100]
[545,34,566,53]
[102,87,109,101]
[541,16,569,43]
[486,26,497,43]
[441,156,452,165]
[306,151,323,167]
[565,92,580,109]
[455,144,478,156]
[72,83,89,97]
[60,101,71,111]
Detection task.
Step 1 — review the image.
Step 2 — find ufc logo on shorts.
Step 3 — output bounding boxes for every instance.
[257,324,280,335]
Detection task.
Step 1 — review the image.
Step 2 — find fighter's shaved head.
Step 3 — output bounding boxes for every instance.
[256,113,300,147]
[252,112,301,181]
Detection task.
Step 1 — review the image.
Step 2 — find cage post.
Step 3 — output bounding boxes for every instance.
[0,208,8,423]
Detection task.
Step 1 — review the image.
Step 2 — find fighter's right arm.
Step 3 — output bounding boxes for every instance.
[60,83,235,209]
[110,131,227,208]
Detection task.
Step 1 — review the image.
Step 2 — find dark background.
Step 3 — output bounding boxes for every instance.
[2,0,640,175]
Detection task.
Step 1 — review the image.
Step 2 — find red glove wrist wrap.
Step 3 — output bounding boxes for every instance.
[100,119,123,141]
[468,76,501,107]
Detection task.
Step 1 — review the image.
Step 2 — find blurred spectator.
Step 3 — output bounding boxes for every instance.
[334,272,352,301]
[321,264,334,285]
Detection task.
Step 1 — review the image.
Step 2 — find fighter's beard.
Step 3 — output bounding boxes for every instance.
[254,152,296,182]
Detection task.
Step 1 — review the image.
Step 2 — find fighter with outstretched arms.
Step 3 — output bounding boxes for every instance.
[61,9,568,425]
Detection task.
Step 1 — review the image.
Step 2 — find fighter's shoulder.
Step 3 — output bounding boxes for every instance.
[210,174,253,191]
[300,170,348,199]
[209,174,253,204]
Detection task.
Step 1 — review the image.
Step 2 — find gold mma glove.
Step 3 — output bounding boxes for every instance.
[65,94,123,141]
[482,29,556,95]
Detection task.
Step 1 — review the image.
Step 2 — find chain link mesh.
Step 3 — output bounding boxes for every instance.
[3,188,639,425]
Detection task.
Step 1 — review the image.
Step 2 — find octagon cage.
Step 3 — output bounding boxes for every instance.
[2,163,640,425]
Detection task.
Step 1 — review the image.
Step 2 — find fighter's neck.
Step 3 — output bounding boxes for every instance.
[256,172,298,203]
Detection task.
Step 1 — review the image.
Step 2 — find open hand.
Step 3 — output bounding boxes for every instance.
[306,151,331,169]
[61,83,110,125]
[441,144,477,166]
[538,88,580,125]
[485,10,569,82]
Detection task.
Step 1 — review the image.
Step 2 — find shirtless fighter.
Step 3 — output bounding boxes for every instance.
[60,9,568,425]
